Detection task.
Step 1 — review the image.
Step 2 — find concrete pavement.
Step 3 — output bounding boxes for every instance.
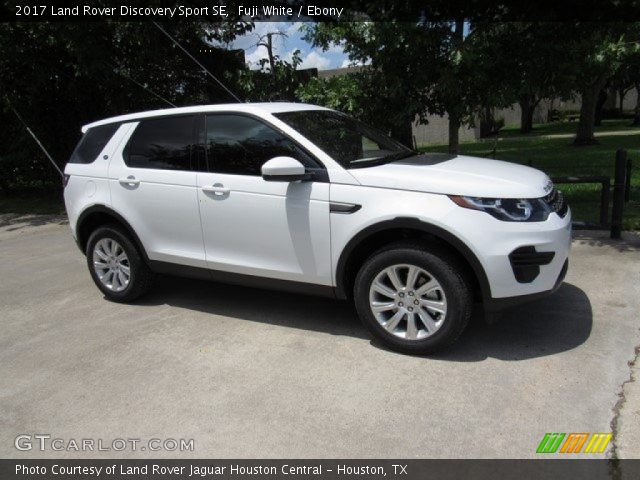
[0,214,638,458]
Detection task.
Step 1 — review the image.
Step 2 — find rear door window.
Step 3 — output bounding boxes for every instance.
[125,115,201,171]
[68,124,120,164]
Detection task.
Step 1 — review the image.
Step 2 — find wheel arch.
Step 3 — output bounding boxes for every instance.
[335,217,491,304]
[75,205,149,261]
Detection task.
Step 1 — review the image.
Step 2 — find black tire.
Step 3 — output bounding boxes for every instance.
[85,225,154,302]
[353,242,472,355]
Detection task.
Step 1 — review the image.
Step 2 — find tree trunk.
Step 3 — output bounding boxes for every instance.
[633,84,640,126]
[390,118,414,149]
[447,19,464,155]
[574,82,603,146]
[0,173,9,194]
[594,88,608,126]
[448,114,460,155]
[266,34,275,73]
[619,88,625,113]
[519,95,536,134]
[479,106,494,138]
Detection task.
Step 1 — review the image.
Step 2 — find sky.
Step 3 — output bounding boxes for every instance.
[224,22,351,70]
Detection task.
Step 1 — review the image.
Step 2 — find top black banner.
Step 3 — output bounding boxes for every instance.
[2,0,640,22]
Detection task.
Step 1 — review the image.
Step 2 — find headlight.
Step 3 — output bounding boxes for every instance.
[449,195,552,222]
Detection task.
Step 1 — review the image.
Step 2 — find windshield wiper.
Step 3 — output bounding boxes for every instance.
[391,150,417,160]
[376,150,416,164]
[346,150,417,169]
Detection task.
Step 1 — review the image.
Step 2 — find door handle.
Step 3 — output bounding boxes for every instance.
[119,176,140,186]
[202,185,230,195]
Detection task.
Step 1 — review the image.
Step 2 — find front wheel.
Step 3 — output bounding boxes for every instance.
[353,243,472,354]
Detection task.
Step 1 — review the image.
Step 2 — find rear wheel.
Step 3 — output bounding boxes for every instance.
[86,225,154,302]
[354,243,472,354]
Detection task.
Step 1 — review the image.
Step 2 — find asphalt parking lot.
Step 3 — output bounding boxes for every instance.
[1,214,639,459]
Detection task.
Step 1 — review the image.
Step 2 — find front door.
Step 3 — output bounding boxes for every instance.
[196,113,331,286]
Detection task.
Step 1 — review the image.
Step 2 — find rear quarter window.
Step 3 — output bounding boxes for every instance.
[68,124,120,164]
[123,115,200,171]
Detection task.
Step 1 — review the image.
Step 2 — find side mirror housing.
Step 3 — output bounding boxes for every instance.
[261,157,310,182]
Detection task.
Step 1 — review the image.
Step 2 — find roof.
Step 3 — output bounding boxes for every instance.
[82,102,330,132]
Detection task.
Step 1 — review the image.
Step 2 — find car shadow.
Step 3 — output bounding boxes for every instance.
[136,278,592,362]
[425,283,593,362]
[138,276,367,339]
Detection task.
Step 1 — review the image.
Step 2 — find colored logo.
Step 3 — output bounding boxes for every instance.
[536,433,612,454]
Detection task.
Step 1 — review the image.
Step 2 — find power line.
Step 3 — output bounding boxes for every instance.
[4,97,64,179]
[108,62,177,107]
[152,21,243,103]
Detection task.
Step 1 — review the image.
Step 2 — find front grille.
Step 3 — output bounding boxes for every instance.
[544,187,568,217]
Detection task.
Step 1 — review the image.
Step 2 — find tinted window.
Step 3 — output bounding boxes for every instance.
[274,110,411,169]
[206,114,313,176]
[125,116,199,171]
[68,124,120,164]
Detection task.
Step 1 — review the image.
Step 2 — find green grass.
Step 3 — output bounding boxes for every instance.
[420,128,640,230]
[0,195,65,215]
[499,118,639,138]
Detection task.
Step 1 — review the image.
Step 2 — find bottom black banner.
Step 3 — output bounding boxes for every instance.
[3,459,640,480]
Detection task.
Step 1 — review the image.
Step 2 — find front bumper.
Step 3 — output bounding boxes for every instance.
[444,205,572,309]
[484,212,571,299]
[484,258,568,312]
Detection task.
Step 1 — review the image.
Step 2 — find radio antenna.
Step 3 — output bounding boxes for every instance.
[152,21,244,103]
[5,97,64,179]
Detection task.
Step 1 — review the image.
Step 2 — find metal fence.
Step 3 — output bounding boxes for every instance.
[550,175,611,229]
[550,149,633,239]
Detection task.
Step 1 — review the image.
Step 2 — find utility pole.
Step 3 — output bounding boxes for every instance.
[256,31,287,73]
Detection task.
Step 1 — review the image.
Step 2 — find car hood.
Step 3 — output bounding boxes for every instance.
[348,153,552,198]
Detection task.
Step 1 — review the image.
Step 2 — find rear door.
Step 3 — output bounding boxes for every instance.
[108,115,207,268]
[196,113,332,286]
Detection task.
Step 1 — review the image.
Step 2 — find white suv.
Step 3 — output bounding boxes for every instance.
[64,103,571,354]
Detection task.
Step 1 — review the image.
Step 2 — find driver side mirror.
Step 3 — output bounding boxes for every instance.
[261,157,310,182]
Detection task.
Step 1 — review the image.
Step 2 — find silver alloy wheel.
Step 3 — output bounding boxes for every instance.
[92,238,131,292]
[368,264,447,340]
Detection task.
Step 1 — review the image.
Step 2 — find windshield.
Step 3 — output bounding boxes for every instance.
[274,110,413,169]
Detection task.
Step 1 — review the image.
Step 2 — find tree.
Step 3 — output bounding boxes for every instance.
[255,31,288,73]
[301,21,450,147]
[297,71,370,118]
[435,20,468,153]
[609,36,640,121]
[298,67,421,143]
[631,55,640,125]
[635,85,640,125]
[470,23,575,134]
[0,20,251,192]
[430,20,501,153]
[302,20,531,153]
[610,69,634,113]
[567,23,636,146]
[237,45,306,101]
